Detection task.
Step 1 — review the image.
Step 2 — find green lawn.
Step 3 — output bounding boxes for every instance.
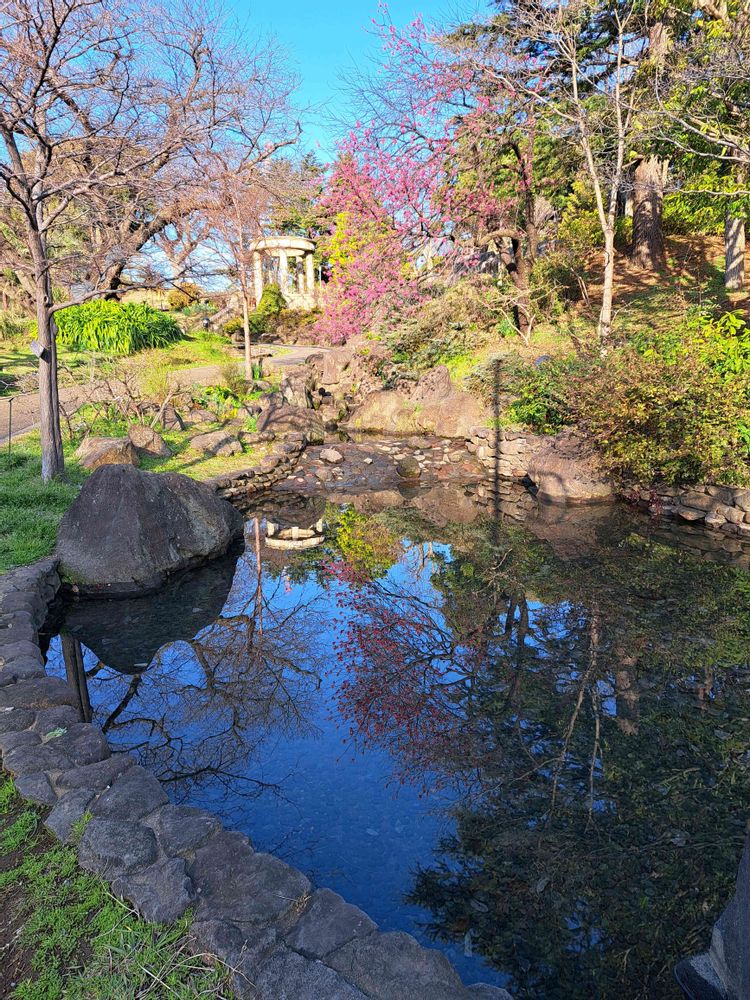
[0,423,268,573]
[0,775,234,1000]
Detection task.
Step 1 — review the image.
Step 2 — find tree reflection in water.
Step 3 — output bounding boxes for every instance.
[47,492,750,999]
[329,507,750,999]
[53,519,327,808]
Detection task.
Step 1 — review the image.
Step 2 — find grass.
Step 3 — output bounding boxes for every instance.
[0,443,87,573]
[0,326,238,397]
[0,775,235,999]
[0,415,269,572]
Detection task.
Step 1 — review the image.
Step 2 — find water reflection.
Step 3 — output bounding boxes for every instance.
[45,486,750,998]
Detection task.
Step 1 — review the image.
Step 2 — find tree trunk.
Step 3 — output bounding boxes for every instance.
[598,227,616,344]
[242,293,253,381]
[725,214,746,291]
[632,156,667,271]
[35,276,65,481]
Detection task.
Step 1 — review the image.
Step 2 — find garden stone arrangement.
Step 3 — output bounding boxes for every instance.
[0,557,512,1000]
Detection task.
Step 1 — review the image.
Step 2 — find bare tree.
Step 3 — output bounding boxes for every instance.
[0,0,298,479]
[497,0,644,344]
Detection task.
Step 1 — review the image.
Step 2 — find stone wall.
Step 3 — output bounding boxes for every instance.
[466,427,545,480]
[0,556,510,1000]
[628,483,750,537]
[211,434,306,502]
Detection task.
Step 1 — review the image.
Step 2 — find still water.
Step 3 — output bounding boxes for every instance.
[44,484,750,999]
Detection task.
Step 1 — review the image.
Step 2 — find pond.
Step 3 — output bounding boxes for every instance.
[43,483,750,999]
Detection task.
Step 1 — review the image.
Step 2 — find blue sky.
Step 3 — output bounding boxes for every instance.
[239,0,467,160]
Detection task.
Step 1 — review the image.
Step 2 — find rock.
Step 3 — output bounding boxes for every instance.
[257,404,325,445]
[466,987,513,999]
[190,833,311,926]
[112,857,195,923]
[327,931,466,1000]
[43,723,110,767]
[0,676,77,710]
[143,804,222,856]
[160,405,184,431]
[128,424,172,458]
[15,772,57,806]
[415,391,489,439]
[75,436,139,471]
[286,888,377,960]
[92,764,168,821]
[45,788,95,843]
[79,818,158,877]
[190,429,242,457]
[187,407,217,425]
[320,448,344,465]
[0,707,35,735]
[56,754,133,793]
[3,742,72,776]
[253,949,368,1000]
[56,465,244,595]
[189,919,280,994]
[396,457,421,480]
[281,373,314,409]
[411,365,453,404]
[346,391,419,435]
[526,429,614,504]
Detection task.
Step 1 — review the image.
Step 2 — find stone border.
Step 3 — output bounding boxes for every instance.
[210,432,307,502]
[0,557,511,1000]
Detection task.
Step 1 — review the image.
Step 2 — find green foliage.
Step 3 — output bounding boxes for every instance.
[507,357,580,434]
[256,282,287,317]
[166,282,202,311]
[572,345,750,485]
[389,278,512,374]
[56,301,182,355]
[219,362,248,398]
[0,445,87,572]
[0,783,232,1000]
[334,508,399,579]
[0,311,31,342]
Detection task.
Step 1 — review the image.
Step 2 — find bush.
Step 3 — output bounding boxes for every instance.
[167,282,202,311]
[219,362,247,397]
[572,347,750,485]
[0,311,31,342]
[56,301,182,355]
[256,282,287,316]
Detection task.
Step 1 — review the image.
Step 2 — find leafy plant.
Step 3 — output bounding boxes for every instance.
[56,301,182,355]
[166,282,202,311]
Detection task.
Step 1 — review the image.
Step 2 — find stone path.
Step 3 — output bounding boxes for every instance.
[0,343,326,445]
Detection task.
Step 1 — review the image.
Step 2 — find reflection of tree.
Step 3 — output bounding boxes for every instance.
[60,532,326,804]
[331,511,750,999]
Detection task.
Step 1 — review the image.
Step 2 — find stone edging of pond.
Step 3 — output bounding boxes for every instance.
[210,432,307,501]
[0,556,511,1000]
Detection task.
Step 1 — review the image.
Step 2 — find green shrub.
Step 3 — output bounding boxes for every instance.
[220,362,247,397]
[0,311,31,341]
[166,282,202,311]
[507,357,581,434]
[572,347,750,485]
[56,301,182,355]
[256,282,287,316]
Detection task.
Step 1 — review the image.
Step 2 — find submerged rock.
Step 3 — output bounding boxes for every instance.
[56,465,244,595]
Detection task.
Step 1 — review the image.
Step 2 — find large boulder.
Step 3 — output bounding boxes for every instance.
[257,404,325,445]
[411,365,453,404]
[128,424,171,458]
[345,390,419,435]
[75,436,139,471]
[415,391,489,439]
[526,428,614,504]
[56,465,244,595]
[280,372,314,409]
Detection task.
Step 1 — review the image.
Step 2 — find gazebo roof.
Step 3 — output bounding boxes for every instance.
[250,236,316,254]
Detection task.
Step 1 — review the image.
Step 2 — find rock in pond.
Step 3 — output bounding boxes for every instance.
[396,456,421,480]
[75,436,139,470]
[56,465,244,595]
[526,428,614,504]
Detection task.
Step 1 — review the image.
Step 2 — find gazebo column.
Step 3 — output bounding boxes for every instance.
[278,249,289,293]
[253,252,263,305]
[297,257,305,294]
[305,252,315,296]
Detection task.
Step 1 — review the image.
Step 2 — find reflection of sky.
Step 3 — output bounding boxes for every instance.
[46,532,509,988]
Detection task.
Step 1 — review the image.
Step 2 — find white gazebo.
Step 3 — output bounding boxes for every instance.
[251,236,318,311]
